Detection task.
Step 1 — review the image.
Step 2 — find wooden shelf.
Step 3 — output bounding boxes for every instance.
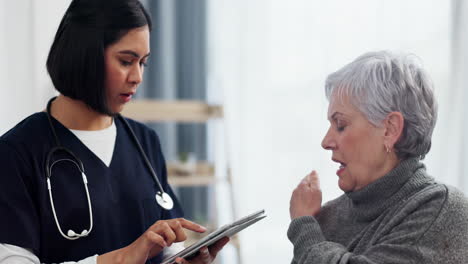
[167,162,216,187]
[122,100,223,122]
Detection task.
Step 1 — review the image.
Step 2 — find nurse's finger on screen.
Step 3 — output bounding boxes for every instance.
[177,218,207,233]
[167,219,188,242]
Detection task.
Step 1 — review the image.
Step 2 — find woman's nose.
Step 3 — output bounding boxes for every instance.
[129,65,143,84]
[321,128,336,150]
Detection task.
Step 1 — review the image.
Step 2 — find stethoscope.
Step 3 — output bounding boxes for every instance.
[45,97,174,240]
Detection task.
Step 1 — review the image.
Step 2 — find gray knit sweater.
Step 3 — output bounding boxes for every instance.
[287,158,468,263]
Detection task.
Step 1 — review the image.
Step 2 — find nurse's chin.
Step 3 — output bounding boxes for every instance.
[106,104,125,116]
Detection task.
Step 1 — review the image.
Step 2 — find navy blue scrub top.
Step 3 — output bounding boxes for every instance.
[0,112,183,263]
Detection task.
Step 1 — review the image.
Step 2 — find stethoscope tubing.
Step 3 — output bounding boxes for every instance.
[117,115,166,194]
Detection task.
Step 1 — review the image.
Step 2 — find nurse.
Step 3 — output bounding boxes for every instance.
[0,0,228,263]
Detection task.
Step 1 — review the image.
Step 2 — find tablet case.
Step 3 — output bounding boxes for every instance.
[161,209,266,264]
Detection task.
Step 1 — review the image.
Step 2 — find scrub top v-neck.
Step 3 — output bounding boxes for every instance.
[0,112,183,264]
[69,121,117,167]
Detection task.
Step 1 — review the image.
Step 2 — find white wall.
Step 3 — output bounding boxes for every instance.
[0,0,70,134]
[0,1,34,133]
[445,0,468,192]
[207,1,451,263]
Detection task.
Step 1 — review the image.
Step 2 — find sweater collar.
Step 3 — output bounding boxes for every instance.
[345,157,432,221]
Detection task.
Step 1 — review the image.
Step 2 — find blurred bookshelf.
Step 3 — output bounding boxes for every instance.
[122,100,223,122]
[166,161,216,187]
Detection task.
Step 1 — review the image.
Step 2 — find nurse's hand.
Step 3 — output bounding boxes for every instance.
[290,170,322,219]
[97,218,206,264]
[174,237,230,264]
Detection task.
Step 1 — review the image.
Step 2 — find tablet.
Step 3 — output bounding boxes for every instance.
[161,209,267,264]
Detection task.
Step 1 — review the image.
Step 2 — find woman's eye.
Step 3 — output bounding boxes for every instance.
[140,61,148,67]
[336,121,346,132]
[121,60,132,66]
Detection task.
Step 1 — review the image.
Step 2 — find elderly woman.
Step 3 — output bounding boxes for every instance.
[288,51,468,263]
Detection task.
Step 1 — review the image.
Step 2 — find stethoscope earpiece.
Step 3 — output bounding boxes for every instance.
[67,230,75,237]
[67,229,89,238]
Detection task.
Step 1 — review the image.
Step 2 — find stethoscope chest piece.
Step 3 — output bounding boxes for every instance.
[156,192,174,210]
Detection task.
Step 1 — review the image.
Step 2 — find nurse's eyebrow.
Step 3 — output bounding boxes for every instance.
[118,50,151,59]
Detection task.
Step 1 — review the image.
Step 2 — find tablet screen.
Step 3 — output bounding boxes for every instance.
[161,209,266,264]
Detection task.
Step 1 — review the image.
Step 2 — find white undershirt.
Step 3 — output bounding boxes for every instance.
[0,121,184,263]
[69,121,117,167]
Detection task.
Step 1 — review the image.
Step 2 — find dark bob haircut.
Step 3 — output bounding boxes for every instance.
[46,0,152,115]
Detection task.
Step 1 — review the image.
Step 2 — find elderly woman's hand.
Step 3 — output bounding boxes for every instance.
[290,171,322,219]
[174,237,230,264]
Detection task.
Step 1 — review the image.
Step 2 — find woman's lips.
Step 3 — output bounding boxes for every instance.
[333,159,346,176]
[119,93,133,103]
[337,165,346,176]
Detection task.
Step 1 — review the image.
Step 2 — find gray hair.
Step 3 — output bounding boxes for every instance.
[324,51,438,160]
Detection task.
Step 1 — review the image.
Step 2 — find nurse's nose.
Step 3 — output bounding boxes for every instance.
[129,64,143,85]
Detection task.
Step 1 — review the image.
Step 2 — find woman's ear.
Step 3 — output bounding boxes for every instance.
[384,112,404,150]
